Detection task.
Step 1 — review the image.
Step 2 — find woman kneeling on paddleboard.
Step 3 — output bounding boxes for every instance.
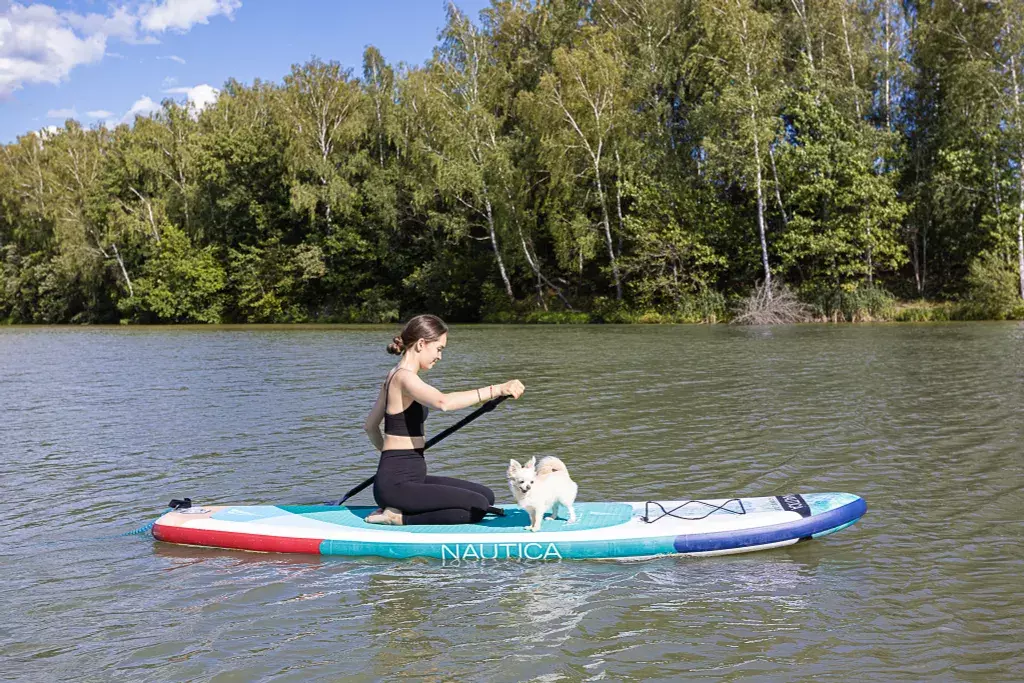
[363,314,525,525]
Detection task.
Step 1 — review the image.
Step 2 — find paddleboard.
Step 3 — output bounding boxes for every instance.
[151,492,865,560]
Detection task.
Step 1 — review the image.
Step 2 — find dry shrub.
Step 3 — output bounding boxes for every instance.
[732,281,811,325]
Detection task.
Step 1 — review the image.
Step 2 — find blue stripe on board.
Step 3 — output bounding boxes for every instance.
[672,497,867,553]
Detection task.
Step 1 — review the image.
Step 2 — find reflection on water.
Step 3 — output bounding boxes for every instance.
[2,323,1023,680]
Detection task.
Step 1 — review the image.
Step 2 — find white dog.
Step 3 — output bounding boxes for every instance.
[507,456,578,531]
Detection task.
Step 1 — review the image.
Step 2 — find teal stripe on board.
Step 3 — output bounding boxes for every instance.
[318,535,679,560]
[811,519,859,538]
[279,502,633,534]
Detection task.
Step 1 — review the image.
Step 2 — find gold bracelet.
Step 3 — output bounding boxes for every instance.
[476,388,482,403]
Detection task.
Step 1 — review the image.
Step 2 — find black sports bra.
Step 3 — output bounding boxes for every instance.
[383,368,429,438]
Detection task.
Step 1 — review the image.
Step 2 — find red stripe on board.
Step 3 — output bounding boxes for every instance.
[152,523,323,554]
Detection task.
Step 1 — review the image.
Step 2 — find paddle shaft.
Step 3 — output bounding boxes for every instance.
[335,395,509,504]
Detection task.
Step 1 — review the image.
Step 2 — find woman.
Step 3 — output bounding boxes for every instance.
[363,314,525,525]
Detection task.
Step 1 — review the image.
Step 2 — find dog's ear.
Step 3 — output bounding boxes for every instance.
[508,459,520,474]
[525,456,536,470]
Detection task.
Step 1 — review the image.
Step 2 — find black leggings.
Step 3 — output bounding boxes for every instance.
[373,449,495,525]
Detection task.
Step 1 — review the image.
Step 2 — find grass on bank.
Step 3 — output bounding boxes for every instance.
[484,255,1024,324]
[481,282,1024,325]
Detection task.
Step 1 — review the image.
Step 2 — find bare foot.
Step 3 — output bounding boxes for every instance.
[366,507,404,526]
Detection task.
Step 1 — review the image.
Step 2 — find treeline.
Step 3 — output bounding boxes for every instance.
[2,0,1024,325]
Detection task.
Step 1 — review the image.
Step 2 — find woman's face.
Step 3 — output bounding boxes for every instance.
[417,333,447,370]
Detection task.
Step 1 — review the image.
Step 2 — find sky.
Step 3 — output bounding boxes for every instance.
[0,0,493,143]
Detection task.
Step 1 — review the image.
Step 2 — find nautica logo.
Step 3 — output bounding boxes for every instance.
[776,494,811,517]
[780,494,803,510]
[441,542,563,561]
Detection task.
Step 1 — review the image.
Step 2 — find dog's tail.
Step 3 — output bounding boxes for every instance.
[536,456,568,476]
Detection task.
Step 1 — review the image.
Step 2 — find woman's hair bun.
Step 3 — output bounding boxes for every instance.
[387,314,448,355]
[386,335,405,355]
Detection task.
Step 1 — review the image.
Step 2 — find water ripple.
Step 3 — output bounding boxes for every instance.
[1,323,1022,681]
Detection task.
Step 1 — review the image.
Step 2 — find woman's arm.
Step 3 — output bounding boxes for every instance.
[400,372,523,412]
[363,385,386,451]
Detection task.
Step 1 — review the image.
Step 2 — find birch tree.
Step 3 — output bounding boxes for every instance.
[697,0,782,295]
[907,0,1023,300]
[523,28,630,300]
[420,4,515,300]
[995,3,1024,300]
[868,0,911,132]
[1,131,55,253]
[283,58,366,234]
[46,123,135,298]
[108,116,173,246]
[363,46,396,169]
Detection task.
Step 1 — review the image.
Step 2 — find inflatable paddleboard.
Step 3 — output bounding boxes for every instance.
[151,492,865,560]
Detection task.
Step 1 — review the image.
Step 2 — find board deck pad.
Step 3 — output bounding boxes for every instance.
[269,502,633,533]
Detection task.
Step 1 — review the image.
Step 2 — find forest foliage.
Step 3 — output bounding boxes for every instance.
[2,0,1023,324]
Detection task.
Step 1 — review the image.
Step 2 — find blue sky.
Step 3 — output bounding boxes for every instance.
[0,0,492,143]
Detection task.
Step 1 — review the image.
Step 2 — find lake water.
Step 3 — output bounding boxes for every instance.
[2,323,1022,681]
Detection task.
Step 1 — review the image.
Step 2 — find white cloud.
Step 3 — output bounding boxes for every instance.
[29,124,60,140]
[140,0,241,33]
[1,1,240,96]
[101,84,217,129]
[162,75,178,87]
[157,54,186,64]
[0,3,107,96]
[164,82,219,112]
[46,106,77,118]
[65,6,140,42]
[86,109,112,118]
[123,95,161,122]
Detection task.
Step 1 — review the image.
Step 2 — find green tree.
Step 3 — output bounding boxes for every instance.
[282,59,377,314]
[901,0,1017,297]
[695,0,784,296]
[521,28,632,300]
[119,223,225,323]
[45,122,128,317]
[282,58,366,233]
[419,3,516,300]
[776,78,907,289]
[618,172,726,308]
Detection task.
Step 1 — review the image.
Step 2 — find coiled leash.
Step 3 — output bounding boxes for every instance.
[119,498,191,537]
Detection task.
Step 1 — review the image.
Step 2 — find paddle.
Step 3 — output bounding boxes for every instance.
[325,394,510,506]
